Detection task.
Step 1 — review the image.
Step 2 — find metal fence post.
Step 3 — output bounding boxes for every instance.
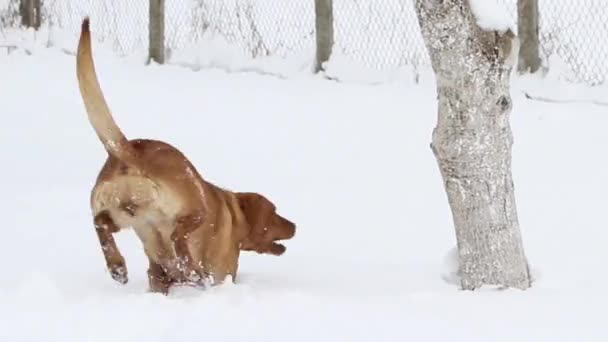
[149,0,165,64]
[314,0,333,73]
[517,0,541,73]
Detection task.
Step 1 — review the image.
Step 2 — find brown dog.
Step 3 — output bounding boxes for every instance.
[76,18,295,294]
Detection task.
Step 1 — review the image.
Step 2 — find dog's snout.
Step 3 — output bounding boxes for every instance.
[280,217,296,240]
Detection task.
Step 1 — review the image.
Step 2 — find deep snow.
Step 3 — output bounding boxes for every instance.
[0,38,607,341]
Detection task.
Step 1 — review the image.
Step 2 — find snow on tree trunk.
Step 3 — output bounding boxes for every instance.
[414,0,531,290]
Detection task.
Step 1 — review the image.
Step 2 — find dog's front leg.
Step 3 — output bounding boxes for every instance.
[171,212,205,282]
[147,259,173,295]
[93,211,128,284]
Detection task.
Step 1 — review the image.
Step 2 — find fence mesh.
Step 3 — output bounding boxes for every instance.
[167,1,315,59]
[537,0,608,85]
[1,0,607,85]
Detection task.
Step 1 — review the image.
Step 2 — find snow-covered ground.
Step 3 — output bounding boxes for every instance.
[1,35,608,341]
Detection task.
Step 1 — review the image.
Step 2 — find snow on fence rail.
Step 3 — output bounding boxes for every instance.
[1,0,607,85]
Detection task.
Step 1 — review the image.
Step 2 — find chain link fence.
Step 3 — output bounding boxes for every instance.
[536,1,608,85]
[1,0,607,85]
[332,0,608,85]
[167,1,315,59]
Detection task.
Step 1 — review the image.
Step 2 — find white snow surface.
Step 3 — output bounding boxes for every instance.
[469,0,515,32]
[1,43,608,341]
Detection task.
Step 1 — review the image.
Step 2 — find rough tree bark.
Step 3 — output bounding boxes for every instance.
[148,0,165,64]
[314,0,333,73]
[517,0,541,73]
[414,0,531,290]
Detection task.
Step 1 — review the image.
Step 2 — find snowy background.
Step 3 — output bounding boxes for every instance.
[1,0,608,84]
[1,0,608,341]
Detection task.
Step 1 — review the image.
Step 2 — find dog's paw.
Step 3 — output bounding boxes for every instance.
[148,281,171,295]
[109,264,128,284]
[185,269,203,283]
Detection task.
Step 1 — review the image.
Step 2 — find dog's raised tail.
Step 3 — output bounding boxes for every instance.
[77,17,137,165]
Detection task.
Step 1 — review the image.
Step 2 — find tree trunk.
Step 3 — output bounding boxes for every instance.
[414,0,531,290]
[314,0,333,73]
[517,0,541,73]
[148,0,165,64]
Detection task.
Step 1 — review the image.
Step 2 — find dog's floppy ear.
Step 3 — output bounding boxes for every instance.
[235,192,295,256]
[236,192,276,253]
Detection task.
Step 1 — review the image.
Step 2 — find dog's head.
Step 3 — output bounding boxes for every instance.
[236,192,296,256]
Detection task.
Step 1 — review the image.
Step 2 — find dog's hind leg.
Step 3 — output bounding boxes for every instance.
[93,211,128,284]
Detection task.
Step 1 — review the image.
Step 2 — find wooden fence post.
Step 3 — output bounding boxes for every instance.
[149,0,165,64]
[314,0,333,73]
[517,0,541,73]
[19,0,41,30]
